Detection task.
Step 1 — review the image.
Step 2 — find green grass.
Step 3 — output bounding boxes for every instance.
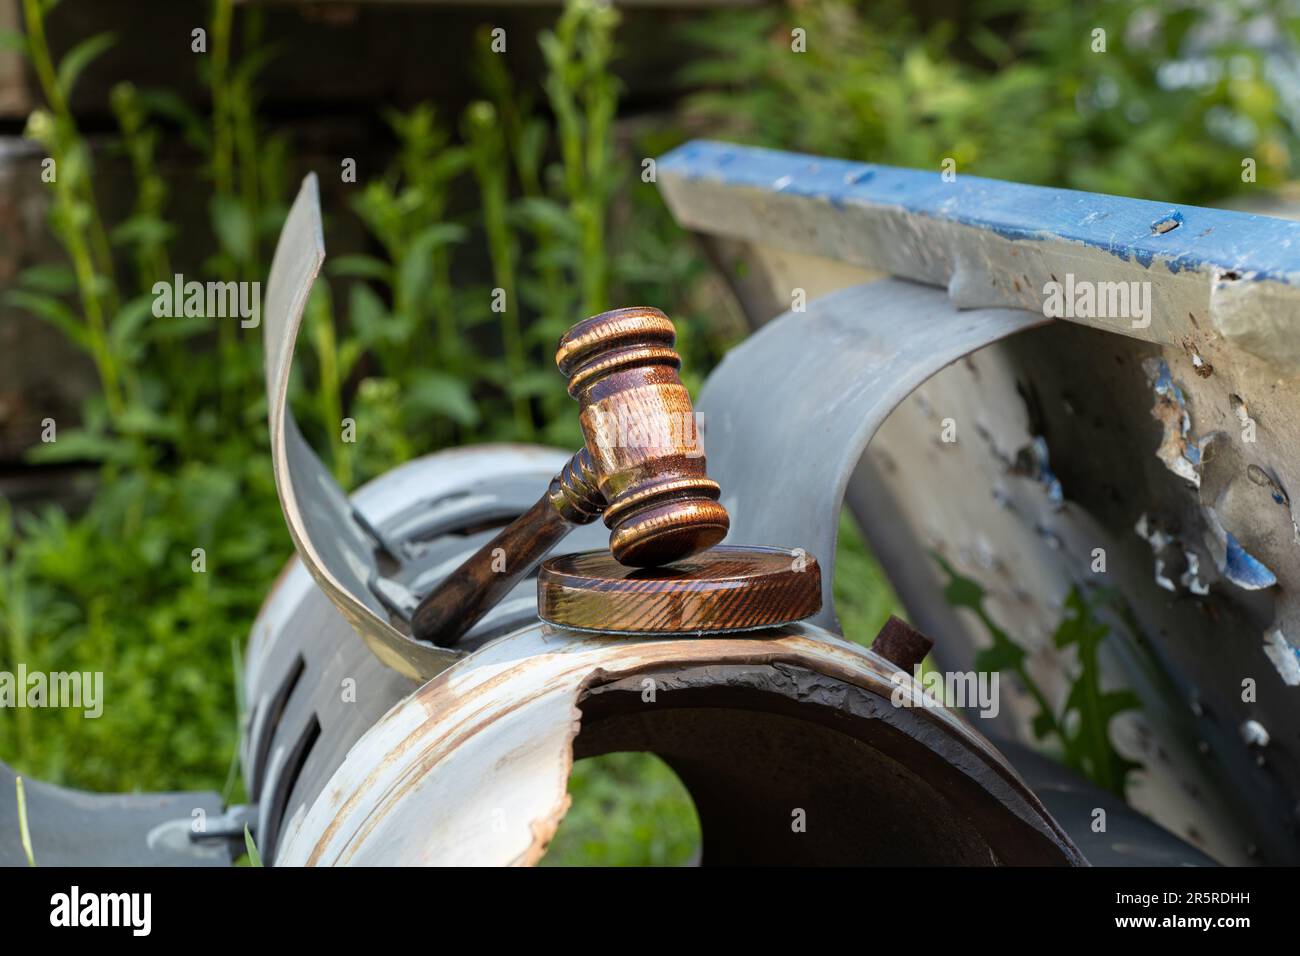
[15,776,36,867]
[832,510,903,647]
[542,753,701,866]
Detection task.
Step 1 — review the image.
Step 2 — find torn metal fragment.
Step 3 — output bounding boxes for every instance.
[1135,512,1170,551]
[1180,551,1210,596]
[1263,630,1300,687]
[1136,512,1185,593]
[1239,719,1270,748]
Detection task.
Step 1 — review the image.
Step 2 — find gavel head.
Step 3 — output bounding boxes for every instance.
[556,307,730,567]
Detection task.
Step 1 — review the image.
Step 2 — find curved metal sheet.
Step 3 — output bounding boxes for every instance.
[242,445,611,862]
[262,175,458,680]
[276,622,1083,866]
[697,279,1045,632]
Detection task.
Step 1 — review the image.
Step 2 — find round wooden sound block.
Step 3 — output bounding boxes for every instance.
[537,545,821,635]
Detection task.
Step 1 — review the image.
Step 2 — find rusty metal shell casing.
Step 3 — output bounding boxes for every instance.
[556,307,729,567]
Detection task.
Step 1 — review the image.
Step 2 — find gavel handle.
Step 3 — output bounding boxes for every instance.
[410,449,604,648]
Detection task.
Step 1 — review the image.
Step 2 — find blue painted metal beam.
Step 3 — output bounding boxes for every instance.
[658,139,1300,283]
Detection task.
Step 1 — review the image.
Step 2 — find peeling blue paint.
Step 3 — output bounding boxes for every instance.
[659,140,1300,284]
[1151,210,1184,235]
[1223,533,1278,590]
[1144,358,1204,484]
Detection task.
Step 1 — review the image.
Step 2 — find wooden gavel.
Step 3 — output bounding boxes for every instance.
[411,307,730,647]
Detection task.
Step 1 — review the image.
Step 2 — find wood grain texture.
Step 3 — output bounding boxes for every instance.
[537,545,821,634]
[556,306,728,566]
[410,306,732,648]
[410,447,605,647]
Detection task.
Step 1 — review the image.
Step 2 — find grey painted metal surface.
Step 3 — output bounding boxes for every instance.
[698,279,1044,632]
[990,738,1216,867]
[0,761,228,866]
[660,139,1300,864]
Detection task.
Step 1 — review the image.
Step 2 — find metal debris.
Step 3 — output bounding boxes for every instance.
[1135,512,1170,551]
[1239,719,1270,748]
[1264,630,1300,687]
[1135,512,1180,593]
[1180,551,1210,596]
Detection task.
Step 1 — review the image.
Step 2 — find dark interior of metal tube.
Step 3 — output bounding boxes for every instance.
[571,663,1077,866]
